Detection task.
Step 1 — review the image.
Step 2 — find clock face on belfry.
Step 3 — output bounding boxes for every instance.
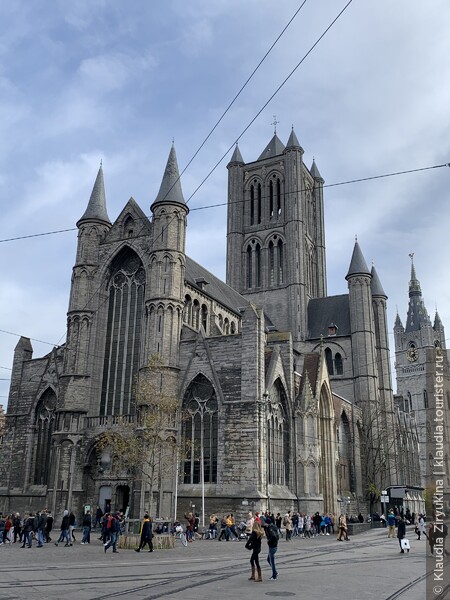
[407,345,418,362]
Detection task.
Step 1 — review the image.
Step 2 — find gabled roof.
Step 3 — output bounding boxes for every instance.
[307,294,350,339]
[257,134,285,160]
[185,256,249,315]
[77,165,111,227]
[299,353,320,397]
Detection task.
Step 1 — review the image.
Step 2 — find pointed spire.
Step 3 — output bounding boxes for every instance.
[257,134,285,160]
[285,126,301,149]
[408,252,421,296]
[228,143,244,165]
[310,158,324,182]
[77,164,111,227]
[346,240,371,280]
[394,310,403,329]
[434,309,443,331]
[404,255,431,333]
[370,265,387,298]
[152,144,185,207]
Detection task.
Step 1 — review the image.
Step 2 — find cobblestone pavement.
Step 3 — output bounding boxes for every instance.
[0,526,445,600]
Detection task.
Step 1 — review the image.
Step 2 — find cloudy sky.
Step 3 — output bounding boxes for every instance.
[1,0,449,406]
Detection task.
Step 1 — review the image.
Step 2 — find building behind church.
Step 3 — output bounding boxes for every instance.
[1,128,440,521]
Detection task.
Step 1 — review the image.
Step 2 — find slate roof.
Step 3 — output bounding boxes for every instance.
[185,256,249,315]
[307,294,350,339]
[286,128,301,149]
[77,165,111,226]
[152,144,186,207]
[310,159,324,181]
[228,144,244,164]
[346,241,370,279]
[257,134,285,160]
[370,265,387,298]
[299,353,320,397]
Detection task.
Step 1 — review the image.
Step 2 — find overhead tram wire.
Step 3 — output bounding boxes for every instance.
[42,1,312,349]
[2,0,356,354]
[1,160,448,244]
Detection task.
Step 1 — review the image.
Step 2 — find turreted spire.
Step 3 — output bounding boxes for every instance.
[394,309,403,329]
[371,265,387,298]
[404,255,431,333]
[346,240,371,280]
[285,126,302,150]
[257,133,285,160]
[434,309,443,331]
[228,143,244,165]
[152,144,186,207]
[77,164,111,227]
[408,252,421,296]
[310,158,324,182]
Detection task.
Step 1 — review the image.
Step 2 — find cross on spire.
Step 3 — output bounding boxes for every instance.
[271,115,279,134]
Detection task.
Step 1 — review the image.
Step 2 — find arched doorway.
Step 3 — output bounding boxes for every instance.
[318,383,337,513]
[116,485,130,513]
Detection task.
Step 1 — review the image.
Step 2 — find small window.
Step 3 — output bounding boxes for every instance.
[335,353,343,375]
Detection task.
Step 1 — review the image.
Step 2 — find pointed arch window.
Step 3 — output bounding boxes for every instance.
[247,245,253,288]
[184,295,192,325]
[269,242,275,286]
[257,184,262,224]
[255,244,261,287]
[269,180,274,218]
[266,381,289,486]
[32,388,57,485]
[250,185,255,225]
[325,347,334,375]
[182,374,218,484]
[335,353,343,375]
[201,304,208,332]
[277,239,284,284]
[277,178,281,216]
[100,247,145,416]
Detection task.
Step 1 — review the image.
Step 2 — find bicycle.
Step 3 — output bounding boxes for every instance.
[174,526,187,547]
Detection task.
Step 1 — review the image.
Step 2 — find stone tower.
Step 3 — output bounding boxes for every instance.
[394,256,450,493]
[226,129,326,350]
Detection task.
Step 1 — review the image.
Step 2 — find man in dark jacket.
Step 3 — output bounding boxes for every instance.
[104,513,120,553]
[55,510,71,546]
[135,514,153,552]
[37,511,47,547]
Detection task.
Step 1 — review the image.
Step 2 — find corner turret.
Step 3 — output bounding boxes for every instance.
[76,164,111,228]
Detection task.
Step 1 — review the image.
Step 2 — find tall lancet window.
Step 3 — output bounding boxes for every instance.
[32,388,56,485]
[277,239,284,284]
[100,247,145,416]
[182,374,218,484]
[266,380,289,486]
[269,242,275,286]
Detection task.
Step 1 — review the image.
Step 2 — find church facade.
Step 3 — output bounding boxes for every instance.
[0,129,425,521]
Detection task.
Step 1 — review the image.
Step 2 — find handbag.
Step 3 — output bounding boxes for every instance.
[401,538,410,550]
[245,538,253,550]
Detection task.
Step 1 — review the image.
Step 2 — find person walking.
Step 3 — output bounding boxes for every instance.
[135,514,153,552]
[283,512,293,541]
[69,511,77,543]
[21,513,34,548]
[337,514,349,541]
[245,520,264,582]
[36,510,47,548]
[104,513,120,553]
[81,510,92,544]
[397,516,408,553]
[427,522,436,555]
[55,510,71,546]
[45,511,53,543]
[387,510,396,538]
[264,517,280,581]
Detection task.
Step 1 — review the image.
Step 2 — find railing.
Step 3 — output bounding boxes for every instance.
[82,414,136,428]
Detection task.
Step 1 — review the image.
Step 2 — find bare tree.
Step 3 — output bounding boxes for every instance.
[96,354,186,517]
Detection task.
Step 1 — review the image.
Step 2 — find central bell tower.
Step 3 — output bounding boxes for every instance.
[226,128,326,348]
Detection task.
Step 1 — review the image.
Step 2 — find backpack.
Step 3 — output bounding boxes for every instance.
[267,523,280,542]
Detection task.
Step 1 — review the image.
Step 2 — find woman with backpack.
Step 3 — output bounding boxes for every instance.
[245,520,264,582]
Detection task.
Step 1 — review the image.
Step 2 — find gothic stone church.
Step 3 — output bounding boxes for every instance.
[0,129,420,520]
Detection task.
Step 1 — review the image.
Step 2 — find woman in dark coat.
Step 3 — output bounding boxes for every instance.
[397,517,407,553]
[245,520,264,582]
[135,514,153,552]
